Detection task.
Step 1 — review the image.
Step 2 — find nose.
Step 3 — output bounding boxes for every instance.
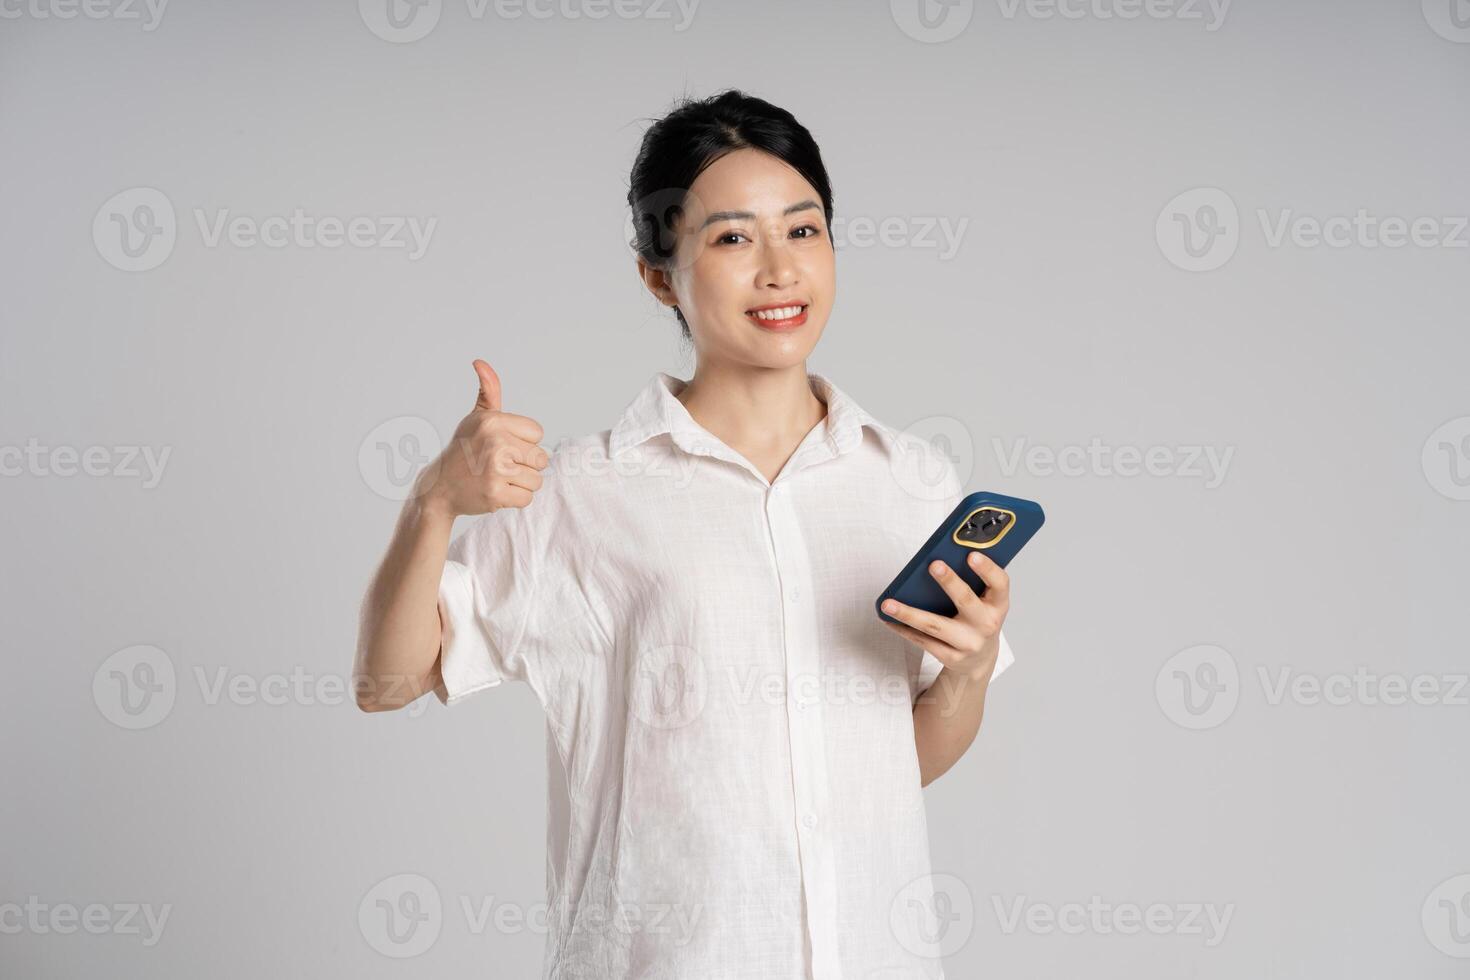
[755,225,798,290]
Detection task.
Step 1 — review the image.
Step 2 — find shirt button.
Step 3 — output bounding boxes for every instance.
[789,586,800,602]
[803,813,818,829]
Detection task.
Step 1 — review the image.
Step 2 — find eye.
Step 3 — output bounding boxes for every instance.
[715,223,823,246]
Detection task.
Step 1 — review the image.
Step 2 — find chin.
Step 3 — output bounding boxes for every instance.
[744,335,820,369]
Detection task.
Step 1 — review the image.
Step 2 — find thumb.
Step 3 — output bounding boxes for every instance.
[472,358,502,413]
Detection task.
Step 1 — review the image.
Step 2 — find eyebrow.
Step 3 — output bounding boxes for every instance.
[699,199,822,230]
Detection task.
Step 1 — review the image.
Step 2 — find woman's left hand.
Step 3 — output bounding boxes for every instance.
[879,551,1009,682]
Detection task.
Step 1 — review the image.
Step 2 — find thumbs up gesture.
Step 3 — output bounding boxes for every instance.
[416,359,551,518]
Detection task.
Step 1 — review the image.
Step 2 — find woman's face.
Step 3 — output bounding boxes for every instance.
[643,147,835,369]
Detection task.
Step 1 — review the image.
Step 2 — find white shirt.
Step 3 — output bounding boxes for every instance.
[434,370,1014,979]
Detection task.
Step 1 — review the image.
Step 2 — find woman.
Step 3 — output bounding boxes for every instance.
[354,89,1017,980]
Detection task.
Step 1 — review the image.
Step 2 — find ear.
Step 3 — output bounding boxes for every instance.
[635,257,679,307]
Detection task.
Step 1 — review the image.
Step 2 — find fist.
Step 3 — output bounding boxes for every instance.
[416,359,551,517]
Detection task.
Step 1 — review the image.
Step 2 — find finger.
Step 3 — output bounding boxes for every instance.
[881,618,958,667]
[964,550,1010,605]
[491,411,545,445]
[493,435,550,470]
[502,462,544,493]
[454,434,542,479]
[494,484,534,510]
[521,442,551,470]
[879,597,959,648]
[925,559,984,617]
[473,359,502,413]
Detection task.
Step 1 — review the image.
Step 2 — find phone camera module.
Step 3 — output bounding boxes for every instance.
[957,507,1015,548]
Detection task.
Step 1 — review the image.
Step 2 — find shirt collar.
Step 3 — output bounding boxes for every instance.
[609,371,896,461]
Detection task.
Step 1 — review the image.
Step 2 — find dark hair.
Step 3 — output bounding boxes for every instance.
[626,88,835,341]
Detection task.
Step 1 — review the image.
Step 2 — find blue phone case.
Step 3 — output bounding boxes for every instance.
[876,491,1045,623]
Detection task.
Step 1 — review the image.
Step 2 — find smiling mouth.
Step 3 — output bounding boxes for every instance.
[745,304,810,329]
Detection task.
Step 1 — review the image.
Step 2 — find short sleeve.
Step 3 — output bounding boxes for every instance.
[914,630,1015,703]
[433,508,536,705]
[433,457,607,707]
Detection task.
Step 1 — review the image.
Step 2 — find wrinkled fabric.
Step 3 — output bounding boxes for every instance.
[435,371,1014,979]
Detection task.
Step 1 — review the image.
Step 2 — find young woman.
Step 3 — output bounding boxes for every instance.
[355,89,1018,980]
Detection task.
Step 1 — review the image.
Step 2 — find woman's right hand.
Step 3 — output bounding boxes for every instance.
[416,358,551,518]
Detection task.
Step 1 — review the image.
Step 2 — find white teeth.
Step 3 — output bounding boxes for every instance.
[750,305,804,321]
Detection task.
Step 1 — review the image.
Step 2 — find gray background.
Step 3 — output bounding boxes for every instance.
[3,0,1468,976]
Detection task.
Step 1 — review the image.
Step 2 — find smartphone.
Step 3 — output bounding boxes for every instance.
[876,491,1045,624]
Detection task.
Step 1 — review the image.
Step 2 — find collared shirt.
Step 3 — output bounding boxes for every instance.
[434,370,1014,979]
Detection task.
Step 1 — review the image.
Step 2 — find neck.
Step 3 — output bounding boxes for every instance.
[674,362,827,450]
